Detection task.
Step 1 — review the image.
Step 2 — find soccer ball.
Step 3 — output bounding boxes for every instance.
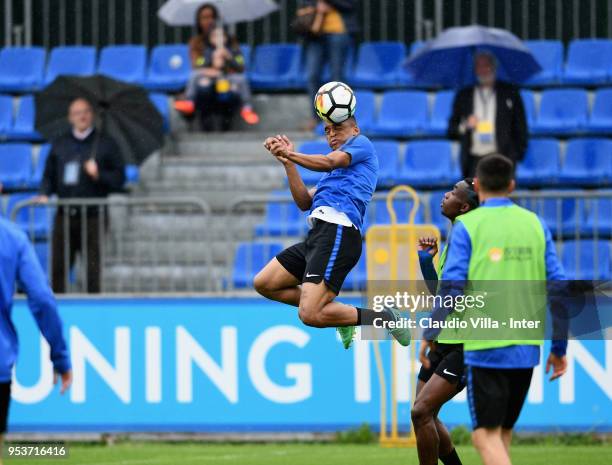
[314,81,356,124]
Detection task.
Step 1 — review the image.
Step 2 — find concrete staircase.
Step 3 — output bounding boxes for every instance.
[101,94,318,292]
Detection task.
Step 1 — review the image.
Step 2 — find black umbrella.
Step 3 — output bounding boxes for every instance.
[35,75,164,164]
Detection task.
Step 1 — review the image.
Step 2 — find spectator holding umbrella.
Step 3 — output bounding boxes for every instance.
[174,3,260,130]
[37,98,125,294]
[405,26,536,178]
[448,51,528,177]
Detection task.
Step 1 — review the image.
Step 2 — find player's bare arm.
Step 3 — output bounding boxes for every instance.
[264,136,314,211]
[269,136,351,172]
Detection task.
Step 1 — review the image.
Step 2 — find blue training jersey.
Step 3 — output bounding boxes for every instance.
[310,134,378,232]
[0,217,71,382]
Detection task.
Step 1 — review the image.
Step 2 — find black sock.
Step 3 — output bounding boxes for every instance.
[356,307,395,326]
[440,448,462,465]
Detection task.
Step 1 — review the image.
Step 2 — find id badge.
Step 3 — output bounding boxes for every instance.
[63,161,80,186]
[477,120,494,144]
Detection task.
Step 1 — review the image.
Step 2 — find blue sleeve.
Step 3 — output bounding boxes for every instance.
[539,217,568,357]
[418,250,438,295]
[423,222,472,340]
[340,136,371,165]
[16,234,71,374]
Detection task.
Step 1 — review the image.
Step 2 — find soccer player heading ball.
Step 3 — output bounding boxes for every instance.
[256,82,410,348]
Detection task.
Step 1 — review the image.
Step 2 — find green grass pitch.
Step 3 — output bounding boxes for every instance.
[6,443,611,465]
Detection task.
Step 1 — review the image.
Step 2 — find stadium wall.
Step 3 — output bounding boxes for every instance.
[9,296,612,433]
[3,0,611,49]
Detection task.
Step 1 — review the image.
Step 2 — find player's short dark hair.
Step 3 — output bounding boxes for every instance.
[475,154,515,192]
[462,177,480,209]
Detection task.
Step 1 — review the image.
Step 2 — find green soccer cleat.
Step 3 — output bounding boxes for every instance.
[337,326,356,349]
[383,306,411,347]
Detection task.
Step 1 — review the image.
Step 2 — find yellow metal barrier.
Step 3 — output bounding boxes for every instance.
[365,185,441,447]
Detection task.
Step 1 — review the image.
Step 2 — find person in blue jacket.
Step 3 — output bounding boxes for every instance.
[0,217,72,455]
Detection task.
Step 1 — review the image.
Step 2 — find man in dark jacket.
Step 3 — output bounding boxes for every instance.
[301,0,358,129]
[447,52,528,177]
[39,98,125,293]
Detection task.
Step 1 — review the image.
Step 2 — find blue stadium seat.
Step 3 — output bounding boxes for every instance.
[149,93,170,133]
[342,252,366,291]
[528,198,582,237]
[562,240,611,280]
[531,89,588,135]
[30,143,51,188]
[370,91,428,137]
[560,138,612,186]
[6,193,52,239]
[294,141,329,186]
[424,91,455,136]
[0,143,33,190]
[516,138,560,187]
[562,39,612,85]
[399,141,456,187]
[396,41,428,87]
[44,46,96,86]
[98,45,147,84]
[524,40,564,86]
[0,47,46,92]
[365,198,424,228]
[351,42,406,88]
[0,95,13,137]
[372,140,400,188]
[520,90,536,131]
[586,89,612,134]
[145,44,190,92]
[583,198,612,237]
[254,191,308,237]
[249,44,301,90]
[232,242,283,288]
[6,96,43,141]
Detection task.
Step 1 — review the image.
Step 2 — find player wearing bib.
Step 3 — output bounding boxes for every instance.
[412,179,479,465]
[423,155,568,465]
[255,118,411,347]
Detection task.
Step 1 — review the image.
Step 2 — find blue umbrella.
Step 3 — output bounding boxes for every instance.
[404,25,541,87]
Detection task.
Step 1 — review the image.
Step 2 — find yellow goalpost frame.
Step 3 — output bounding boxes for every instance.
[365,185,442,447]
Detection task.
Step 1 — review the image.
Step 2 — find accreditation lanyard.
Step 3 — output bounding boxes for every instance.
[476,88,495,143]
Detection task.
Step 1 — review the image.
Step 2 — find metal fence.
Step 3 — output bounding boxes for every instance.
[3,0,611,48]
[10,195,216,293]
[8,190,611,294]
[225,189,612,292]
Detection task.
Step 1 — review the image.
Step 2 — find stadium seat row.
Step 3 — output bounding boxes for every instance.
[3,38,612,94]
[0,144,139,192]
[295,138,612,189]
[249,39,612,90]
[315,88,612,138]
[0,45,192,92]
[231,239,612,289]
[0,93,170,141]
[254,189,612,241]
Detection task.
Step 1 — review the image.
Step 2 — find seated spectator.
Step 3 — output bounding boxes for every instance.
[174,3,259,130]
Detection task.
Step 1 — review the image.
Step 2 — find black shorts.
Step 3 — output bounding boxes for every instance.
[418,343,465,391]
[466,365,533,430]
[0,382,10,433]
[276,218,362,295]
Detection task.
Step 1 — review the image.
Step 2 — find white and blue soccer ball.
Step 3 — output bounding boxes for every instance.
[314,81,356,124]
